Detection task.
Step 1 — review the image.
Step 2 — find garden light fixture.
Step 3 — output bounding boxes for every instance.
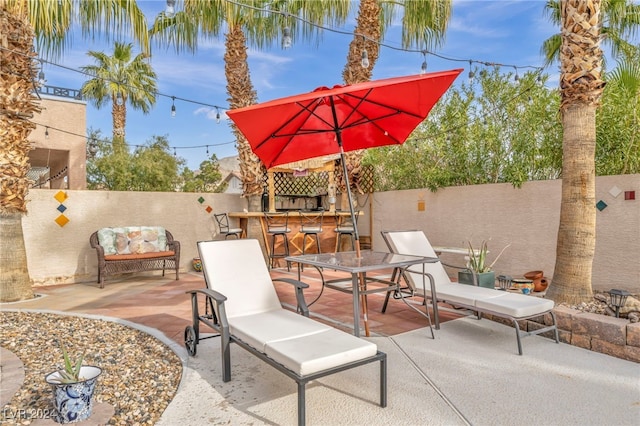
[607,289,630,318]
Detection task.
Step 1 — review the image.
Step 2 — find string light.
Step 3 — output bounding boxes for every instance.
[224,0,544,77]
[45,126,49,139]
[514,66,520,82]
[215,107,221,124]
[0,47,228,113]
[171,96,176,117]
[468,61,475,80]
[33,122,235,158]
[420,51,427,75]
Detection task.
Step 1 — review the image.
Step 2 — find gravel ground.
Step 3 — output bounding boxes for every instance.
[0,311,182,425]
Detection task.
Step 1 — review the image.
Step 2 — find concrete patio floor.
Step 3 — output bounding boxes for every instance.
[2,270,639,425]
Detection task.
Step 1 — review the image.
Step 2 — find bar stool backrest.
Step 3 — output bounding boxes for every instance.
[265,212,290,233]
[299,211,324,232]
[214,213,232,233]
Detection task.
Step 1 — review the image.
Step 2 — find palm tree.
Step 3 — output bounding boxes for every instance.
[158,0,352,214]
[544,0,639,304]
[81,42,157,149]
[545,0,606,304]
[338,0,452,199]
[541,0,640,66]
[1,0,149,302]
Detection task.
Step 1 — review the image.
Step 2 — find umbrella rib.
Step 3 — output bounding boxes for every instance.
[253,99,319,154]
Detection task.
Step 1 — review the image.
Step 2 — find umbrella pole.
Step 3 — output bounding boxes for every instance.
[338,147,361,258]
[359,272,370,337]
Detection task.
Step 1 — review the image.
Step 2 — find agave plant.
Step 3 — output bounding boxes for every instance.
[51,343,86,384]
[466,240,511,273]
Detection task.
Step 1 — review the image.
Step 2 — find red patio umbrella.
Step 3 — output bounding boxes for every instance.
[227,69,462,255]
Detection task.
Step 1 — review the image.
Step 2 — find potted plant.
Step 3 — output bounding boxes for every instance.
[458,240,511,289]
[45,343,102,424]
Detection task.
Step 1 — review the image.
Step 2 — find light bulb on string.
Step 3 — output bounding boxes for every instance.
[206,146,209,155]
[420,51,427,75]
[468,61,475,80]
[45,127,49,139]
[361,49,369,69]
[282,26,292,49]
[171,96,176,117]
[37,60,46,86]
[173,147,177,157]
[165,0,175,18]
[514,66,520,82]
[215,107,221,124]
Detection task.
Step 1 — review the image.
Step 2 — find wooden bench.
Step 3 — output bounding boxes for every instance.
[89,227,180,288]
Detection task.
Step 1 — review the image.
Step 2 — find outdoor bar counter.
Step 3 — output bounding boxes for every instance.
[228,211,359,257]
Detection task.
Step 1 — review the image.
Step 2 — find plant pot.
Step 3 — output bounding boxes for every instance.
[511,279,535,294]
[192,257,202,272]
[524,270,545,291]
[45,366,102,424]
[458,271,496,289]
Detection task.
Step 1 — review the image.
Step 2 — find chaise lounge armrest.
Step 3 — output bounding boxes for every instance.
[273,278,310,316]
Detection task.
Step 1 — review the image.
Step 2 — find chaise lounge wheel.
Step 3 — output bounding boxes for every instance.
[184,326,197,356]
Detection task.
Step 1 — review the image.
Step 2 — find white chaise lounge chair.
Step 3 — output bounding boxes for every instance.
[381,230,559,355]
[185,239,387,426]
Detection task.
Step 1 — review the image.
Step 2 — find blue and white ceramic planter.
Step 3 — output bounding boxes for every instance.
[45,366,102,424]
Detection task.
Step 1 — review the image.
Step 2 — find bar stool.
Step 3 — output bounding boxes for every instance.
[299,211,324,255]
[334,211,358,252]
[213,213,243,239]
[265,212,291,270]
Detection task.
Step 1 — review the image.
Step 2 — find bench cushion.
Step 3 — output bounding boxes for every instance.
[104,251,175,261]
[475,292,555,318]
[97,226,168,255]
[265,328,378,376]
[229,309,331,352]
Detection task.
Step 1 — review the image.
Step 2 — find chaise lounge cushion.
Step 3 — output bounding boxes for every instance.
[475,292,555,318]
[229,309,331,352]
[265,328,378,376]
[418,281,506,306]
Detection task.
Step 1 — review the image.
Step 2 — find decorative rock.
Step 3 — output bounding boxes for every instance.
[620,296,640,315]
[0,312,182,426]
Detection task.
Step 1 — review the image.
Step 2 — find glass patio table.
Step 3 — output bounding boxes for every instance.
[286,250,439,337]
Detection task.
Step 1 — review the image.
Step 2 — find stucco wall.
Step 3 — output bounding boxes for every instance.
[28,96,87,190]
[23,190,245,285]
[370,175,639,293]
[23,175,638,293]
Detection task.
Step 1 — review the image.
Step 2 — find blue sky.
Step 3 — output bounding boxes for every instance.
[42,0,560,170]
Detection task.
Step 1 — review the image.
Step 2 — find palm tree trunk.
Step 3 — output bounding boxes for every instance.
[0,2,37,301]
[547,0,604,304]
[0,215,34,301]
[548,105,597,303]
[224,24,267,258]
[338,0,382,196]
[112,99,127,150]
[224,24,264,200]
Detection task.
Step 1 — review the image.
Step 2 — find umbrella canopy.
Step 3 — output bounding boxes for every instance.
[227,69,461,256]
[226,69,462,169]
